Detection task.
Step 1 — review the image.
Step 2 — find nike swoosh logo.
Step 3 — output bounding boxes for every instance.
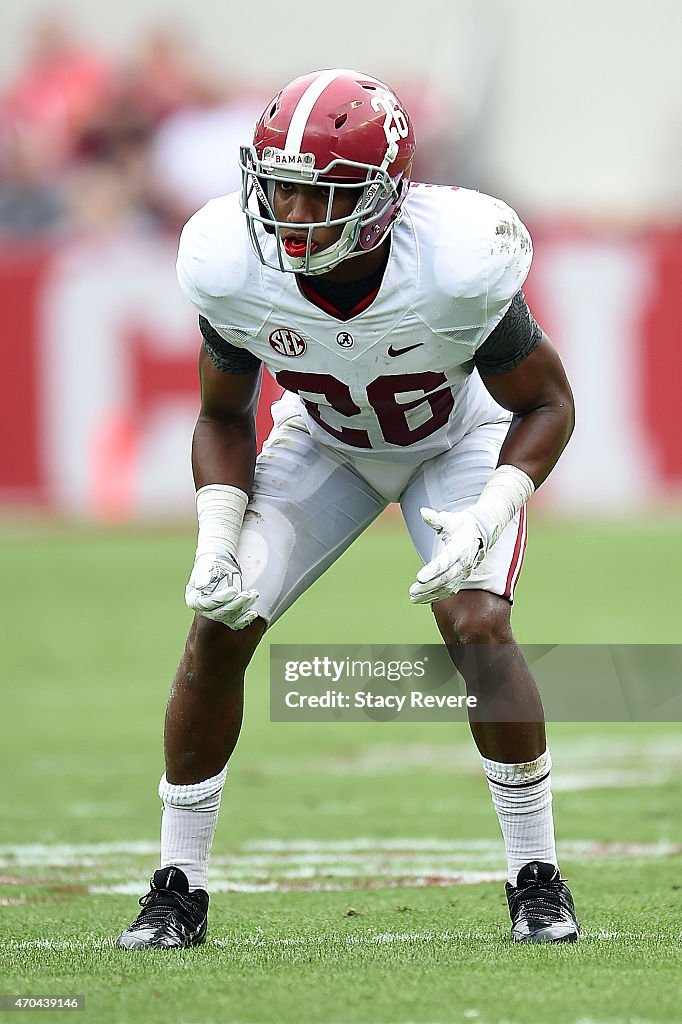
[387,343,424,357]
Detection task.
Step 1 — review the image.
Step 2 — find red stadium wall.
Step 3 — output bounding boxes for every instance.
[0,226,680,519]
[0,245,50,502]
[0,231,282,520]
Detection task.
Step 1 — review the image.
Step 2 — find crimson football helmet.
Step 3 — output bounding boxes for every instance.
[239,68,416,275]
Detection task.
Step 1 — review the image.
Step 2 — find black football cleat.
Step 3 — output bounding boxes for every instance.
[505,861,580,943]
[116,866,209,949]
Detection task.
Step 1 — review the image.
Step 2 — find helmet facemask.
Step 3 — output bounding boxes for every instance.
[239,146,406,276]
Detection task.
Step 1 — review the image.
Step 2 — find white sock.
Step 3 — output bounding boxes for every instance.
[481,749,558,885]
[158,767,227,891]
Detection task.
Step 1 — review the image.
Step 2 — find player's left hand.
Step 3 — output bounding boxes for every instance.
[409,507,487,605]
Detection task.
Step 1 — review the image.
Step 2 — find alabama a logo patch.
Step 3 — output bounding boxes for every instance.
[269,328,307,357]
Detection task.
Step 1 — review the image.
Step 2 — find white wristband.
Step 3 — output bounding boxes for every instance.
[471,465,535,550]
[195,484,249,560]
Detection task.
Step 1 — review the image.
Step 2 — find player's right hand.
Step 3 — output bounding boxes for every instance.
[185,552,260,630]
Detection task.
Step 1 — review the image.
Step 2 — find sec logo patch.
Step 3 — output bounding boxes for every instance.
[269,328,307,357]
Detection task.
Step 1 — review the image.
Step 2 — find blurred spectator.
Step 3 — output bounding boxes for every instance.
[148,85,265,226]
[0,131,64,237]
[109,26,266,227]
[77,24,227,165]
[120,26,225,125]
[0,17,271,239]
[0,20,452,243]
[72,74,159,229]
[62,162,146,240]
[1,14,113,169]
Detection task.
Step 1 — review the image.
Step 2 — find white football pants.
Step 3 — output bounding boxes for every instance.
[237,399,527,626]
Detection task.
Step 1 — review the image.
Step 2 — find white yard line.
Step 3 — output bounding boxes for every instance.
[238,838,682,855]
[1,838,679,895]
[3,929,672,952]
[90,872,507,895]
[0,840,159,861]
[2,838,680,865]
[256,735,682,781]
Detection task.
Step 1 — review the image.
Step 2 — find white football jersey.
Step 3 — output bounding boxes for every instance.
[177,182,533,463]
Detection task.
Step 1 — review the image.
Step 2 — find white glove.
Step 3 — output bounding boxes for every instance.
[185,552,260,630]
[409,508,487,605]
[409,466,536,606]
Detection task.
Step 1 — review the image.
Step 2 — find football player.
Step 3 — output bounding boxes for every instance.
[117,69,579,948]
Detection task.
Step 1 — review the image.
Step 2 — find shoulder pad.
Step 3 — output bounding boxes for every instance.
[176,192,250,312]
[427,188,533,318]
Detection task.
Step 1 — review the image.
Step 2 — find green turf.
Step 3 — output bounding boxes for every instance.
[1,515,681,1023]
[4,870,681,1024]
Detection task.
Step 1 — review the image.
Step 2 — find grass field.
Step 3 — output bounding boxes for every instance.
[1,515,681,1024]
